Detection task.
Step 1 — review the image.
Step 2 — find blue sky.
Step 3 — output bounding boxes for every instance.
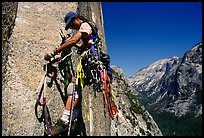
[102,2,202,77]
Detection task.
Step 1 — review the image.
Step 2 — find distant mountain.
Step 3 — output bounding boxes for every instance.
[127,56,180,93]
[127,42,202,117]
[127,42,202,136]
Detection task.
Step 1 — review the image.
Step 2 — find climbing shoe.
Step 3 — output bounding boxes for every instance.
[45,119,68,136]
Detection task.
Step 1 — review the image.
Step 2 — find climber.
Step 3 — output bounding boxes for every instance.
[44,11,95,60]
[44,11,98,136]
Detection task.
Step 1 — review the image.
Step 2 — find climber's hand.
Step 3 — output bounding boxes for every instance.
[44,49,57,61]
[75,43,82,48]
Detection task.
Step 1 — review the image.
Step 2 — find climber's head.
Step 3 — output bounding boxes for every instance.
[64,12,89,30]
[64,12,78,30]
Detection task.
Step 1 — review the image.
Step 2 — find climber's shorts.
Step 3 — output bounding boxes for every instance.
[68,90,79,99]
[74,91,79,99]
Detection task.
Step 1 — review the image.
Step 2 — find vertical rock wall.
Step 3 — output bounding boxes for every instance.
[2,2,110,136]
[76,2,111,136]
[2,2,18,90]
[2,2,162,136]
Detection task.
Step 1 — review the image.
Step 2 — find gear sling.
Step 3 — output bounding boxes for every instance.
[76,22,118,119]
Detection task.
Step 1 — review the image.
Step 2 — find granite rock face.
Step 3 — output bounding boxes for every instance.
[110,68,163,136]
[2,2,162,136]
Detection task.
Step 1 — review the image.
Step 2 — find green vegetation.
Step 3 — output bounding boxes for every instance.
[132,90,202,136]
[126,92,145,115]
[149,111,202,136]
[195,89,202,105]
[146,131,152,136]
[126,113,137,127]
[146,121,152,130]
[125,92,153,130]
[139,127,145,135]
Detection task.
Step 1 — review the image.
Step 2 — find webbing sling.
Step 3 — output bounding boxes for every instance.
[35,64,52,136]
[64,56,74,88]
[76,56,90,121]
[76,56,86,89]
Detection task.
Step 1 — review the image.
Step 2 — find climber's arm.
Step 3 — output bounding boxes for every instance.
[56,31,82,54]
